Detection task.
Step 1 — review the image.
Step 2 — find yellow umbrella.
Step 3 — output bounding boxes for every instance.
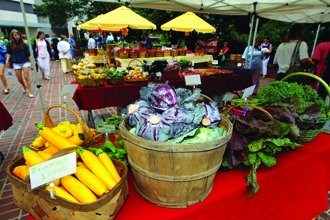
[77,15,121,32]
[89,6,156,30]
[161,12,216,33]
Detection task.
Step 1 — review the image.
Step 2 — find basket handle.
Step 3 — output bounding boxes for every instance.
[281,72,330,107]
[229,104,275,121]
[43,104,90,137]
[128,58,143,69]
[200,94,214,103]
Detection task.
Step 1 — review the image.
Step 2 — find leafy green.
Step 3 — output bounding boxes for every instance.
[104,115,122,129]
[94,138,128,164]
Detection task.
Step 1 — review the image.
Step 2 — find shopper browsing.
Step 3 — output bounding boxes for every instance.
[33,31,52,80]
[0,42,9,94]
[51,34,60,61]
[261,37,272,78]
[5,29,34,98]
[68,34,76,61]
[141,34,152,49]
[57,35,72,74]
[88,35,96,50]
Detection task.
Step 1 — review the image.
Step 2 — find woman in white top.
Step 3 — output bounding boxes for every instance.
[33,31,52,80]
[57,35,72,74]
[88,34,96,50]
[274,24,314,81]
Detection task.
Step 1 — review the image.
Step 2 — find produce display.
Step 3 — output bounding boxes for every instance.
[178,59,192,68]
[12,120,123,204]
[125,67,148,82]
[127,82,227,143]
[221,81,330,197]
[72,59,96,70]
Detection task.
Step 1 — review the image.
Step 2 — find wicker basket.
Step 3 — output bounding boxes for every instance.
[139,51,147,58]
[7,156,129,220]
[172,50,178,57]
[163,51,171,57]
[79,78,105,88]
[281,72,330,142]
[147,51,155,58]
[107,77,125,85]
[119,51,129,59]
[43,104,103,148]
[178,50,186,56]
[155,51,164,57]
[130,52,138,59]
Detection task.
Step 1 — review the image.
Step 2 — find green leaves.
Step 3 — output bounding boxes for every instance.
[94,139,128,164]
[257,152,276,168]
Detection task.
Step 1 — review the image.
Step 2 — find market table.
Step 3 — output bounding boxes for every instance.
[0,101,13,160]
[72,73,253,111]
[115,55,213,69]
[114,132,330,220]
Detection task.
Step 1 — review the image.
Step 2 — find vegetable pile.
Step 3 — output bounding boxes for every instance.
[127,82,227,142]
[221,81,330,197]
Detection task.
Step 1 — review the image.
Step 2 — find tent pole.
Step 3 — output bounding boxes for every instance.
[19,0,45,116]
[312,23,321,55]
[245,14,254,69]
[249,16,259,70]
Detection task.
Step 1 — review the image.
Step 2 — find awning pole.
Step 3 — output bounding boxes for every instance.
[244,14,254,69]
[312,23,321,55]
[249,16,259,70]
[19,0,45,116]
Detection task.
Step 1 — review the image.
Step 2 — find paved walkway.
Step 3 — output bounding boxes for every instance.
[0,60,328,219]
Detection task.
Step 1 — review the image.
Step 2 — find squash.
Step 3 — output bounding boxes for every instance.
[52,127,73,139]
[52,178,61,186]
[12,165,30,182]
[96,149,121,183]
[36,151,52,161]
[44,184,80,203]
[76,147,117,190]
[75,166,107,196]
[22,147,45,166]
[77,162,89,170]
[68,133,85,146]
[76,123,82,134]
[70,124,78,135]
[31,136,47,149]
[42,145,59,155]
[35,123,77,150]
[61,175,97,203]
[57,121,71,128]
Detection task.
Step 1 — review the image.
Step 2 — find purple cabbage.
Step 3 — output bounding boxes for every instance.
[135,112,173,142]
[127,100,155,127]
[162,107,195,138]
[194,102,221,129]
[176,88,201,111]
[140,82,177,112]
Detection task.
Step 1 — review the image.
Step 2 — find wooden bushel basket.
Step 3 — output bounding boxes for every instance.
[119,116,233,208]
[7,156,129,220]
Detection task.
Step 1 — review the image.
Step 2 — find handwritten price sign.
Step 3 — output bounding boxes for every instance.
[29,152,77,189]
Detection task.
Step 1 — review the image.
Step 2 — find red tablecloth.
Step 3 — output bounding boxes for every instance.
[115,132,330,220]
[72,73,253,110]
[0,101,13,132]
[28,132,330,220]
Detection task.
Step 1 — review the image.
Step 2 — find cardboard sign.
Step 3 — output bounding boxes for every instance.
[59,84,78,97]
[172,45,177,49]
[191,61,195,66]
[96,124,115,133]
[156,72,162,77]
[83,68,89,74]
[29,152,77,189]
[117,67,123,72]
[212,60,219,65]
[237,63,242,67]
[146,60,153,66]
[242,85,256,99]
[162,46,166,51]
[132,45,140,51]
[222,94,235,102]
[184,74,201,86]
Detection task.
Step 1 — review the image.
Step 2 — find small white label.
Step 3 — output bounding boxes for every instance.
[162,46,166,51]
[139,67,143,72]
[222,94,235,101]
[29,152,77,189]
[97,124,115,133]
[212,60,218,65]
[190,67,195,71]
[172,45,177,49]
[156,72,162,77]
[186,53,195,56]
[147,61,153,66]
[143,72,149,75]
[124,51,126,53]
[184,74,201,86]
[103,55,107,61]
[117,67,123,72]
[242,85,256,99]
[237,63,242,67]
[191,61,195,66]
[83,69,89,74]
[132,45,139,50]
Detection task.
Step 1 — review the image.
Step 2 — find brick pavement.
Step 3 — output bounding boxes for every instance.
[0,60,328,219]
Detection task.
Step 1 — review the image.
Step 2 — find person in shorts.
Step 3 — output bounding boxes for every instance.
[5,29,34,98]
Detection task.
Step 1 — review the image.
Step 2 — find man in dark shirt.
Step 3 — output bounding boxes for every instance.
[51,34,59,60]
[318,48,330,101]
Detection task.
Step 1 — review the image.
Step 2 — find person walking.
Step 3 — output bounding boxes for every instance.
[88,35,96,50]
[5,29,34,98]
[0,42,9,94]
[273,23,314,81]
[68,34,76,61]
[141,34,152,49]
[57,35,72,74]
[33,31,52,80]
[2,35,9,49]
[242,37,264,95]
[311,31,330,91]
[261,37,272,78]
[51,34,60,61]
